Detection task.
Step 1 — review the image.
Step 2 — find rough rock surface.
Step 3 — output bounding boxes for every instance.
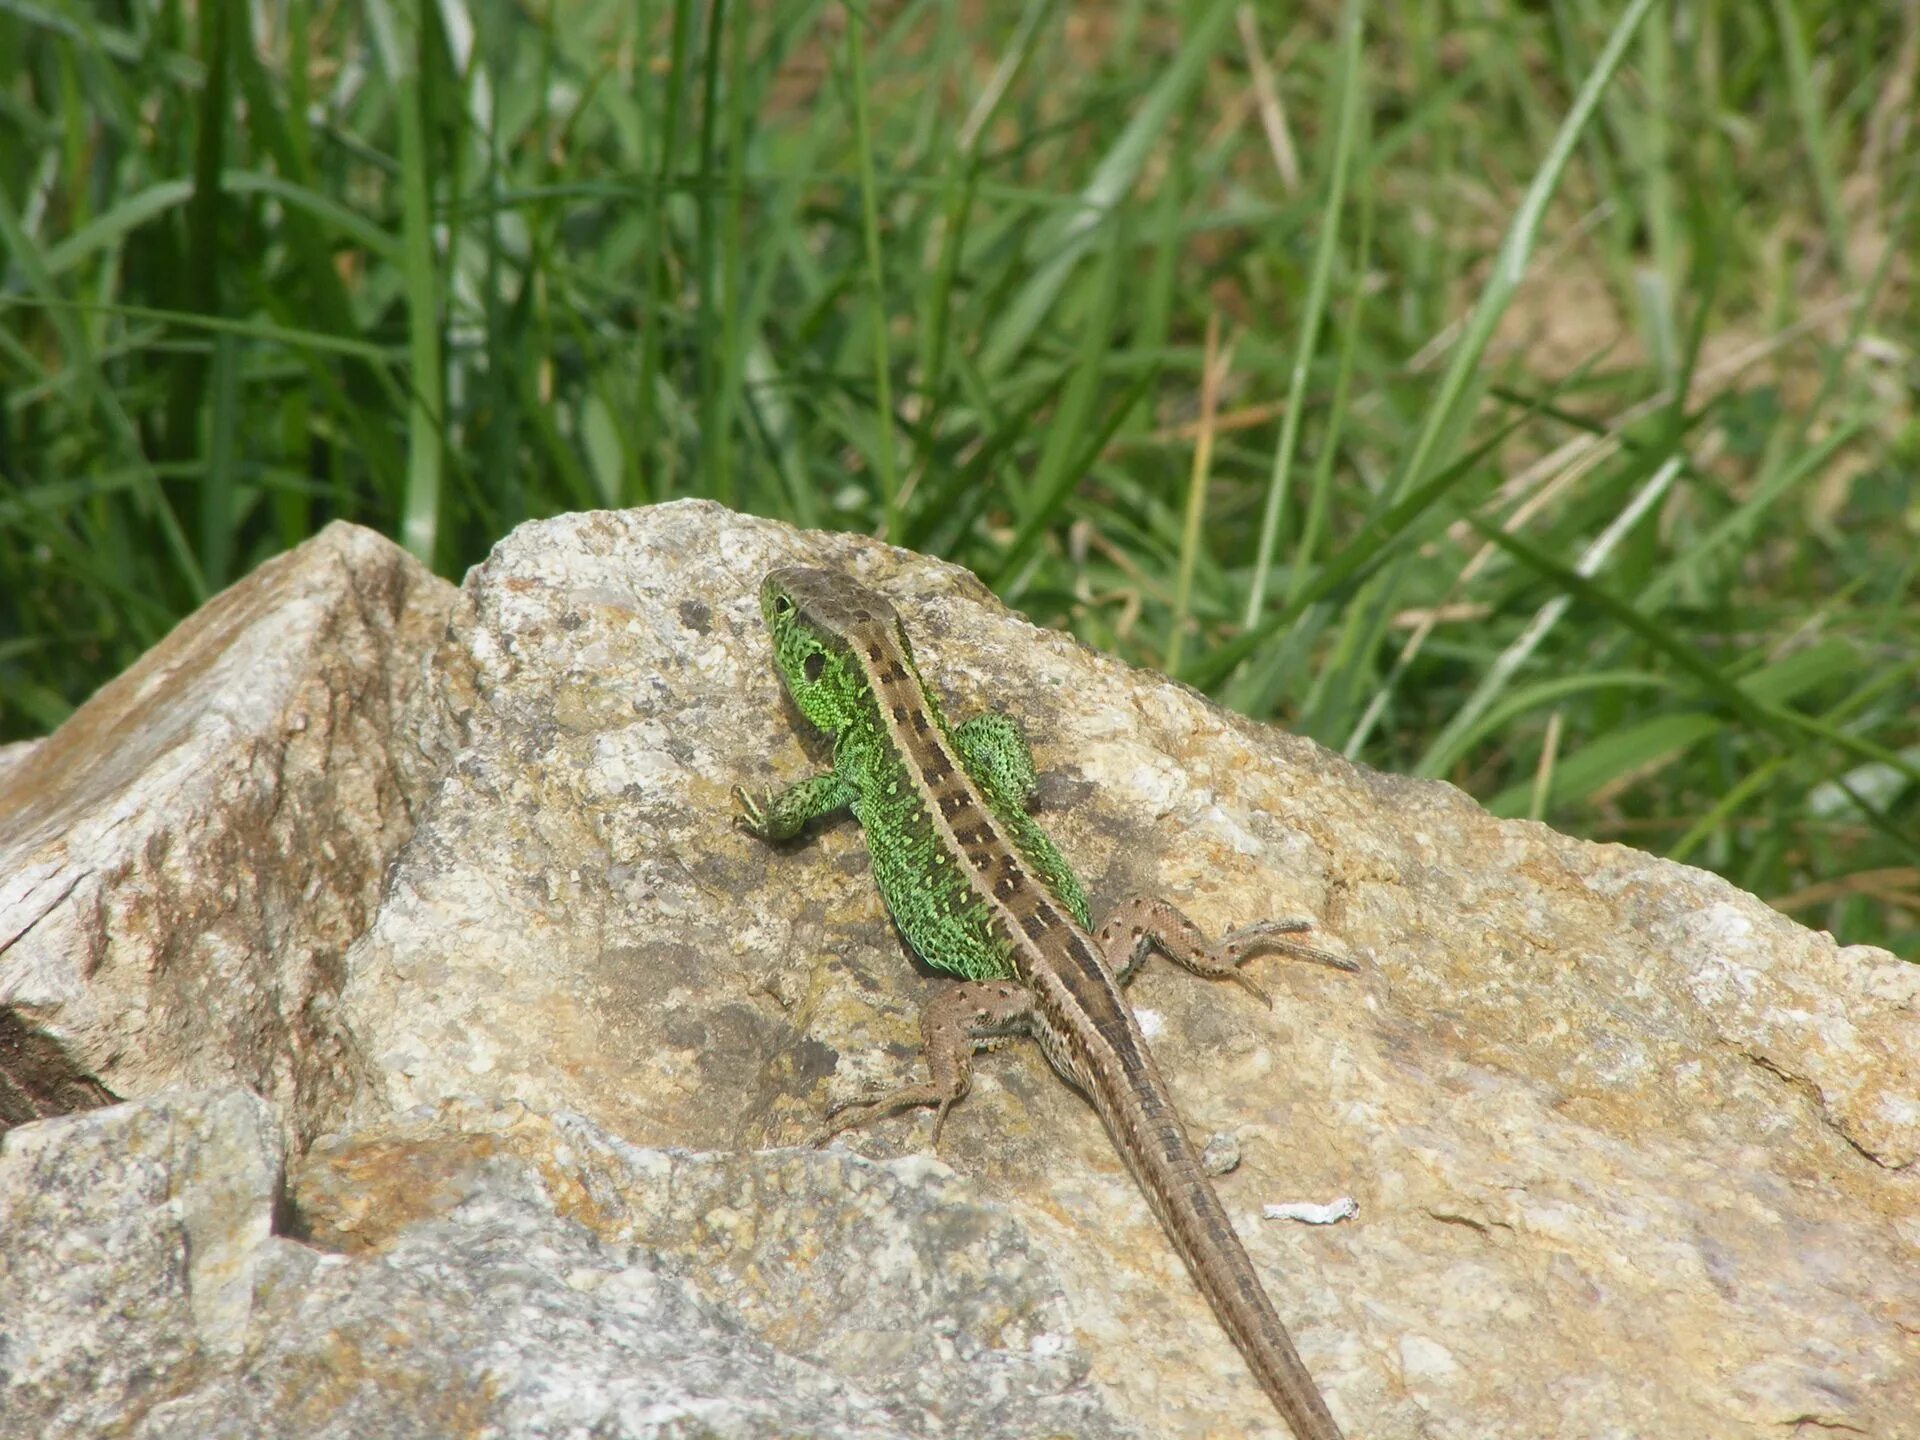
[0,521,457,1145]
[1,503,1914,1439]
[1,1089,1115,1440]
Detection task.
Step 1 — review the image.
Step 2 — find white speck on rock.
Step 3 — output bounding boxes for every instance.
[1264,1197,1358,1226]
[1399,1333,1462,1380]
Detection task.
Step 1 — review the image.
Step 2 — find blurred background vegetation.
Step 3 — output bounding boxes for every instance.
[0,0,1914,952]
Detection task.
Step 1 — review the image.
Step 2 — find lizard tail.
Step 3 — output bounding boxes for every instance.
[1083,1033,1347,1440]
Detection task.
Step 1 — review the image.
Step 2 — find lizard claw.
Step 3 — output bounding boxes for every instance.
[804,1094,872,1149]
[1224,919,1359,974]
[807,1096,883,1149]
[733,785,771,838]
[1230,972,1274,1009]
[808,1082,949,1149]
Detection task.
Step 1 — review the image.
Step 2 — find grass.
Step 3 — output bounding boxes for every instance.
[0,0,1915,954]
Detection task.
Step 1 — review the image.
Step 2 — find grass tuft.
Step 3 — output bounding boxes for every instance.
[1,0,1914,952]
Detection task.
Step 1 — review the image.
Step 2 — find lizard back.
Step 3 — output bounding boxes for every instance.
[768,567,1090,981]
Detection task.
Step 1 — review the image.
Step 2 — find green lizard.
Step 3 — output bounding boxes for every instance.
[735,566,1353,1440]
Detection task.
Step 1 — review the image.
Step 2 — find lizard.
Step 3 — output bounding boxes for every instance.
[734,565,1353,1440]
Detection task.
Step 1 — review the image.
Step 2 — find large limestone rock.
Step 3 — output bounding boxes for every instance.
[1,503,1913,1438]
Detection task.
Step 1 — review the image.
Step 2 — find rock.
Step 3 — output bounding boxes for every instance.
[0,739,39,788]
[0,1089,1123,1440]
[1,502,1914,1438]
[0,1088,281,1438]
[0,522,458,1146]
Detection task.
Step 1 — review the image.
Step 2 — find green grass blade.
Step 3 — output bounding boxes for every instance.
[977,0,1235,376]
[1466,514,1920,800]
[395,6,444,567]
[1242,0,1363,627]
[1415,455,1683,778]
[845,0,898,536]
[1184,407,1536,691]
[1767,0,1854,282]
[1392,0,1658,508]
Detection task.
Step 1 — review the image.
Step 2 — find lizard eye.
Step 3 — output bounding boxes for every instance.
[772,594,793,615]
[802,651,825,683]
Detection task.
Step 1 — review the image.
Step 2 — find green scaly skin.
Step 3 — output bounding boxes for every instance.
[735,586,1089,977]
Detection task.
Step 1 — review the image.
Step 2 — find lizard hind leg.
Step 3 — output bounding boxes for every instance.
[1094,896,1357,1008]
[810,979,1033,1148]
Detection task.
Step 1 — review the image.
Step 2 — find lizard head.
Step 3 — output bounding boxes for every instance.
[758,567,902,736]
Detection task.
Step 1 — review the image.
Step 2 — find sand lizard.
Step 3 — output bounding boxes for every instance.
[735,566,1352,1438]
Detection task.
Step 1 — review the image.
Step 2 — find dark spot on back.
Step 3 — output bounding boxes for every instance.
[1021,912,1050,941]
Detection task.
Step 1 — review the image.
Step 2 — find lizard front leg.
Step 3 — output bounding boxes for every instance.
[1094,897,1356,1007]
[811,979,1032,1147]
[734,772,855,841]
